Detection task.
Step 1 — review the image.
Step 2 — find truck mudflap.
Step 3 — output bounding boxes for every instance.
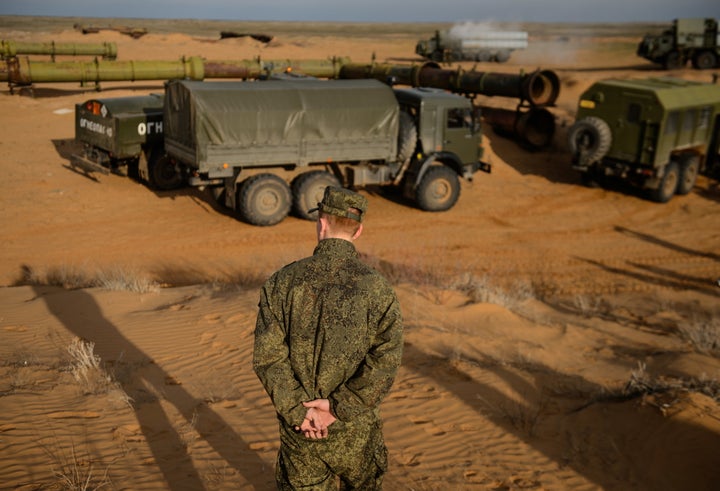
[70,152,111,176]
[469,160,492,176]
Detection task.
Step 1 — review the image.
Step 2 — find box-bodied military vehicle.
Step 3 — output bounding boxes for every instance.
[637,18,720,69]
[568,77,720,202]
[73,78,490,225]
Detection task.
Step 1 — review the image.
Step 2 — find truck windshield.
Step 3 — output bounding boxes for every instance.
[447,107,474,129]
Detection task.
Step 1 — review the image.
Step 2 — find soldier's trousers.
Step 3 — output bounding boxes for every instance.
[276,417,388,490]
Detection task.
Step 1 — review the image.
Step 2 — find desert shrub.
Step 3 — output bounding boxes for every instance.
[66,338,132,409]
[624,361,720,403]
[453,273,535,308]
[679,316,720,356]
[16,264,158,293]
[43,437,112,491]
[66,338,112,395]
[95,267,158,293]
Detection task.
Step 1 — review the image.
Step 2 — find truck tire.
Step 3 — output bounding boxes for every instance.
[663,51,684,70]
[693,51,717,70]
[291,170,341,220]
[676,155,700,195]
[495,50,511,63]
[567,116,612,164]
[148,150,184,191]
[415,164,460,212]
[237,174,291,226]
[397,111,418,164]
[650,162,679,203]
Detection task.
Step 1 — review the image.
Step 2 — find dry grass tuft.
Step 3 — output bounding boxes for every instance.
[66,338,133,408]
[623,361,720,404]
[67,338,109,395]
[496,397,548,438]
[679,316,720,356]
[94,267,159,293]
[43,437,113,491]
[16,264,159,293]
[453,273,535,309]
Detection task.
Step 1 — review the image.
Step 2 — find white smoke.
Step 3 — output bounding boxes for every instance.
[448,21,525,39]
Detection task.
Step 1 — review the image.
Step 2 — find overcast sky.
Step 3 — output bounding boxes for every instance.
[0,0,717,23]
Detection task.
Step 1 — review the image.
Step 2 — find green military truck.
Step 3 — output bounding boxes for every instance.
[567,77,720,202]
[71,94,184,190]
[162,78,489,225]
[637,18,720,69]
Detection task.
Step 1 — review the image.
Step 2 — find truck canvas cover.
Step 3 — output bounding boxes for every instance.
[164,79,399,173]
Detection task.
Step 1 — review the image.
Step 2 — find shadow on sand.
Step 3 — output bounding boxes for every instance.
[31,284,269,490]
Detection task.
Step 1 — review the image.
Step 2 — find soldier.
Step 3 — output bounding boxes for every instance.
[253,186,404,490]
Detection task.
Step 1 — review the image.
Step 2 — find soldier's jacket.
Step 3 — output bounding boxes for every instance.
[253,238,403,430]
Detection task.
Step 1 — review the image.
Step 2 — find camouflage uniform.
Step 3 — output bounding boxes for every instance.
[254,188,403,490]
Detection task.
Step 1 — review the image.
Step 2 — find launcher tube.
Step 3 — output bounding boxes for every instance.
[338,61,560,106]
[0,40,117,60]
[1,56,350,86]
[481,106,556,149]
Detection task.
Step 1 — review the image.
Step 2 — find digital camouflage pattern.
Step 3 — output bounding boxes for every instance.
[308,186,369,222]
[254,238,403,489]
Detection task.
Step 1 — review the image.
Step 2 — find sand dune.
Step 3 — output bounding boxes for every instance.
[1,16,719,490]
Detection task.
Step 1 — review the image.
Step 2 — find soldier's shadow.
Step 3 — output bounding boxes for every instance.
[31,282,269,490]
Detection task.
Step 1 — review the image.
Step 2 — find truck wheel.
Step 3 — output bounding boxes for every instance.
[579,168,603,188]
[676,155,700,195]
[397,111,418,163]
[237,174,291,226]
[650,162,679,203]
[415,165,460,212]
[663,51,684,70]
[148,151,184,190]
[567,116,612,164]
[693,51,717,70]
[291,170,341,220]
[495,50,511,63]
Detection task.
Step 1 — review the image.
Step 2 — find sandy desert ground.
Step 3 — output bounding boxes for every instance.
[1,16,720,491]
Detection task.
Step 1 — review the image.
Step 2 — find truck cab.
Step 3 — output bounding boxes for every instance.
[394,87,488,210]
[637,18,719,69]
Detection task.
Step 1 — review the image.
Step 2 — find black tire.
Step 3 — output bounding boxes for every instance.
[237,174,291,226]
[415,165,460,212]
[663,51,684,70]
[567,116,612,164]
[650,162,679,203]
[291,170,341,220]
[693,51,717,70]
[676,155,700,195]
[148,150,184,190]
[397,111,418,164]
[495,50,511,63]
[126,157,140,180]
[579,169,602,188]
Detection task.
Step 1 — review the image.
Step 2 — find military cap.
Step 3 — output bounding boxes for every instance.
[308,186,368,222]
